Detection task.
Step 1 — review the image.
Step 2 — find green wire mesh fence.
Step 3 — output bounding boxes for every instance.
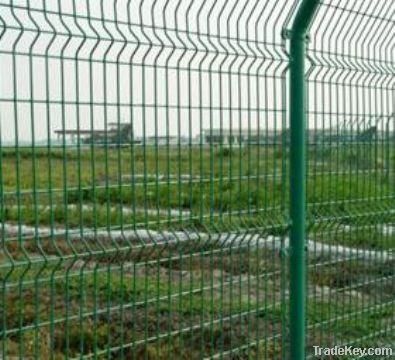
[305,1,394,356]
[0,0,393,359]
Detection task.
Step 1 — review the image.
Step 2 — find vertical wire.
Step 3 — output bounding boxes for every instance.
[25,2,41,358]
[0,11,9,359]
[9,2,26,357]
[86,1,102,357]
[69,1,88,357]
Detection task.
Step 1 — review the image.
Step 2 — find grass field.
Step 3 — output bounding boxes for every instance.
[0,144,394,358]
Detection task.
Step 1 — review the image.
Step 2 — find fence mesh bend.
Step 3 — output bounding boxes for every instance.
[0,0,393,359]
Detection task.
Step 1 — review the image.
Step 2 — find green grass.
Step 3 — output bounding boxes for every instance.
[0,145,394,358]
[1,241,393,358]
[0,145,393,233]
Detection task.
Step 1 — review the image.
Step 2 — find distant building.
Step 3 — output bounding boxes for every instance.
[145,136,180,146]
[200,129,278,145]
[200,126,393,146]
[55,122,136,145]
[310,126,385,144]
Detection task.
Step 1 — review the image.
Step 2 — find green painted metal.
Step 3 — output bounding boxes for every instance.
[0,0,394,359]
[288,0,320,359]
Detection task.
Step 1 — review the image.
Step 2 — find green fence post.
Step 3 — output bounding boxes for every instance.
[288,0,320,359]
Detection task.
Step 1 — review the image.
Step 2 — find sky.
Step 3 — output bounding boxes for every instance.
[0,0,393,143]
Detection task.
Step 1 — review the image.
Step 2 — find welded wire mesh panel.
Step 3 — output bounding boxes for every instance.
[305,0,394,356]
[0,0,296,358]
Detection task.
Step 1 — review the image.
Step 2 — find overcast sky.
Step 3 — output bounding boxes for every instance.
[0,0,393,143]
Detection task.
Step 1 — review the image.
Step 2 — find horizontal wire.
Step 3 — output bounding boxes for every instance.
[0,3,283,49]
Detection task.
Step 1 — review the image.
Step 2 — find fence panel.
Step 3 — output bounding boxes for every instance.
[0,0,393,359]
[305,0,394,357]
[0,0,294,358]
